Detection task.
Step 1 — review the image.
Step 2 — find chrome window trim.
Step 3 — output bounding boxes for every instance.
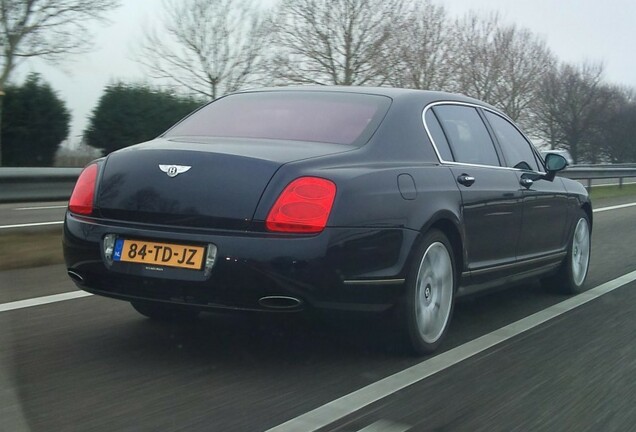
[421,101,547,176]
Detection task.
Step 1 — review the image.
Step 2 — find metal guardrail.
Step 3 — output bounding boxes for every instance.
[561,166,636,189]
[0,168,82,203]
[0,165,635,203]
[572,163,636,168]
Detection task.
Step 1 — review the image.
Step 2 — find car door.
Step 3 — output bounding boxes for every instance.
[482,110,569,260]
[426,105,523,273]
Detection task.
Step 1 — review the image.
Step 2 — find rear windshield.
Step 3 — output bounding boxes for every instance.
[164,91,391,146]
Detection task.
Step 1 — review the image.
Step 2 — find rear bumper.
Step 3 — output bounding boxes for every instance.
[63,213,417,312]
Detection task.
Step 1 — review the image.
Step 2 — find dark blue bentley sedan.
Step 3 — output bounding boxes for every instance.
[63,87,591,354]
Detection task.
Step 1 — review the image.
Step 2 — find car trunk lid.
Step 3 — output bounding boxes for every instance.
[96,138,353,230]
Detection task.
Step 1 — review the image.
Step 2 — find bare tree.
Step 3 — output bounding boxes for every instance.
[586,84,632,163]
[602,96,636,163]
[267,0,404,86]
[136,0,267,100]
[533,62,609,163]
[0,0,119,165]
[0,0,119,87]
[450,13,554,125]
[490,26,555,124]
[378,0,453,90]
[449,14,502,101]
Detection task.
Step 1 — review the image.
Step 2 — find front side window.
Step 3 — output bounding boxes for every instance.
[484,111,540,171]
[164,91,392,146]
[433,105,500,166]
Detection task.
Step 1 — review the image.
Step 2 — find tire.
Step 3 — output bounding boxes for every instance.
[400,229,456,355]
[131,301,200,321]
[547,211,591,294]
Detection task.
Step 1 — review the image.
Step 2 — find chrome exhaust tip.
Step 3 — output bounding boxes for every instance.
[258,296,303,310]
[67,270,85,284]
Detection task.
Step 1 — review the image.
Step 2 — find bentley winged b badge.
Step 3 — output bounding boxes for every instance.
[159,164,191,178]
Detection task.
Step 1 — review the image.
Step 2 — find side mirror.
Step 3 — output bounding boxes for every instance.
[544,153,568,172]
[543,153,568,181]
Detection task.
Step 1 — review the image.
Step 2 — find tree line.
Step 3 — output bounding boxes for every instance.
[0,0,120,166]
[135,0,636,163]
[1,0,635,165]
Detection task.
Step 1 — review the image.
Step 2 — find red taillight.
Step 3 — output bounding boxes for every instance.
[69,164,98,215]
[266,177,336,233]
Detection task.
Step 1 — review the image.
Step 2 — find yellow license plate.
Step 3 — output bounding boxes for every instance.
[113,239,205,270]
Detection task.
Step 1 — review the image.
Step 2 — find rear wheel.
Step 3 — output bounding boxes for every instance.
[547,211,591,294]
[400,230,456,355]
[131,301,200,321]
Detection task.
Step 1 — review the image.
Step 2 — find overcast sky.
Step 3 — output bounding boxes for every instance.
[15,0,636,147]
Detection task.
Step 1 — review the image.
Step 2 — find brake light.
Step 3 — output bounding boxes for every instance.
[69,164,98,215]
[266,177,336,233]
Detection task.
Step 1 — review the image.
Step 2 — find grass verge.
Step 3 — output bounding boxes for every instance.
[0,228,64,271]
[589,183,636,200]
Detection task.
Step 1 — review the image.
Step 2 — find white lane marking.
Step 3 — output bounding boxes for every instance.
[13,205,67,211]
[0,221,64,230]
[0,291,93,313]
[266,269,636,432]
[357,420,411,432]
[593,202,636,213]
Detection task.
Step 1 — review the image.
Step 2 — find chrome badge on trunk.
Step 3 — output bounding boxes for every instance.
[159,164,191,178]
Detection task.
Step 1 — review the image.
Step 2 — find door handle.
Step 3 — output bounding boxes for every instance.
[457,174,475,187]
[520,177,534,189]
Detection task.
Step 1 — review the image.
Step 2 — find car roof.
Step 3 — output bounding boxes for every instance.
[235,85,498,111]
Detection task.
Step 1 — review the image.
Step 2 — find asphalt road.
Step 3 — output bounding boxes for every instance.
[1,199,636,431]
[0,202,67,228]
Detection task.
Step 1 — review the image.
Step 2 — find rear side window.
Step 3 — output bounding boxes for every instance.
[164,91,391,146]
[484,111,540,171]
[433,105,500,167]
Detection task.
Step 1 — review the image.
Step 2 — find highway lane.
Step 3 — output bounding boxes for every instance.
[324,279,636,432]
[1,205,636,431]
[0,202,67,228]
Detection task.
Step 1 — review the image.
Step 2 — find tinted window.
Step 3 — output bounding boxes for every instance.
[425,109,454,161]
[165,92,391,146]
[433,105,500,166]
[485,111,540,171]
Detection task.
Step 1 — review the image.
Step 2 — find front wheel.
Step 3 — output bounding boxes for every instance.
[547,211,591,294]
[400,230,456,355]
